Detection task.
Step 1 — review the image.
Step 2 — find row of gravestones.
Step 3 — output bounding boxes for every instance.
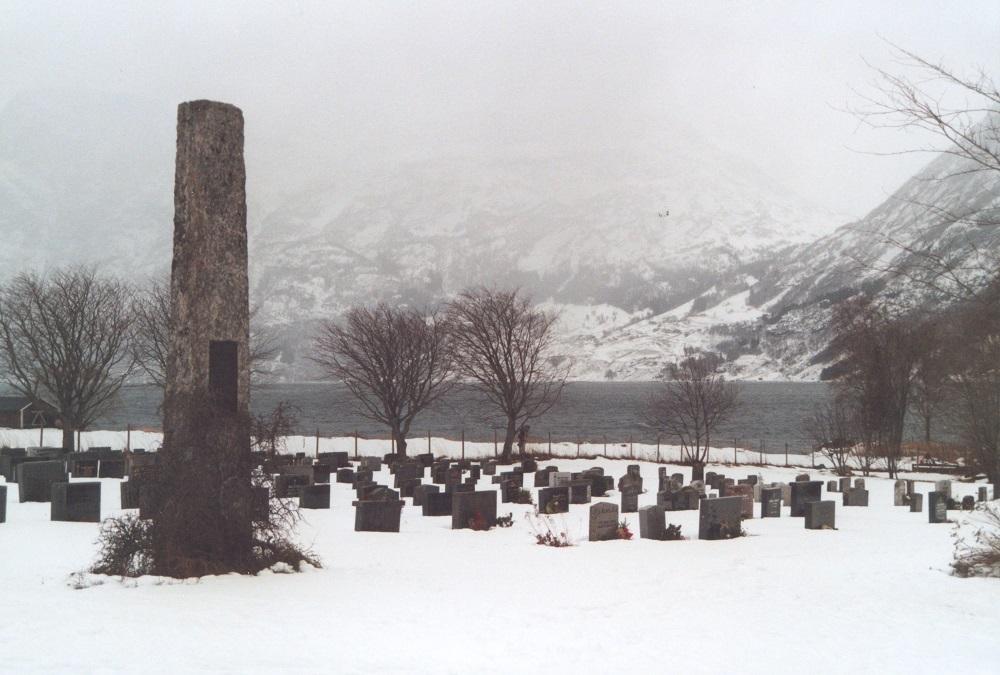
[891,478,997,523]
[0,459,103,523]
[0,446,145,483]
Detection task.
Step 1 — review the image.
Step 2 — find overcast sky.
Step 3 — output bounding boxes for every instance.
[3,0,1000,219]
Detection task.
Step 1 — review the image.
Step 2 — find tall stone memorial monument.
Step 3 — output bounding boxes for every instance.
[157,100,253,572]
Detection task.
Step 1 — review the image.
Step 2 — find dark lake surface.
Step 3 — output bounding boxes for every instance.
[93,381,838,453]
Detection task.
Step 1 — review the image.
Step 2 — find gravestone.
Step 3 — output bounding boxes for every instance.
[843,488,869,507]
[853,478,865,489]
[18,461,68,502]
[354,499,403,532]
[935,480,951,500]
[416,453,434,468]
[252,486,270,523]
[538,487,570,514]
[452,491,498,530]
[961,495,975,511]
[805,500,835,530]
[366,486,400,502]
[318,451,350,468]
[521,458,537,473]
[550,472,572,488]
[336,468,355,484]
[909,493,923,513]
[98,457,126,479]
[760,487,782,518]
[422,491,453,517]
[690,462,705,482]
[274,474,308,499]
[638,505,667,540]
[569,480,592,504]
[618,465,643,493]
[826,480,837,493]
[299,484,331,509]
[894,480,908,506]
[728,483,754,519]
[533,468,553,488]
[658,467,668,492]
[312,465,331,484]
[399,478,422,499]
[393,463,423,488]
[789,481,823,517]
[483,461,497,476]
[584,469,607,497]
[979,487,988,502]
[412,484,440,507]
[928,491,948,523]
[358,456,382,472]
[796,473,811,482]
[50,482,101,522]
[74,458,99,478]
[698,496,743,540]
[838,477,851,493]
[621,486,640,513]
[120,480,142,510]
[589,502,620,542]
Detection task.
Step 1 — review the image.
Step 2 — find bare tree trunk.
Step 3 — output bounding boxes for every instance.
[394,426,408,457]
[62,426,75,451]
[501,417,517,463]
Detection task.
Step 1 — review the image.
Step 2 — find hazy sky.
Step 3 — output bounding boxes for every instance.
[3,0,1000,219]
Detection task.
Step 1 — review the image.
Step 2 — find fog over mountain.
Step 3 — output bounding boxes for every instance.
[3,2,1000,380]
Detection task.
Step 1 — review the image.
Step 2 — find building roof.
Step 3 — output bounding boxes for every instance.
[0,396,56,413]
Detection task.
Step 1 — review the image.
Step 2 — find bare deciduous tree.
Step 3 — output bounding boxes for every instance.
[806,396,857,476]
[312,303,453,456]
[446,287,568,463]
[643,349,740,465]
[132,275,280,388]
[0,267,135,450]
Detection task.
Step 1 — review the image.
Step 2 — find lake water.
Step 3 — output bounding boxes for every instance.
[93,381,836,453]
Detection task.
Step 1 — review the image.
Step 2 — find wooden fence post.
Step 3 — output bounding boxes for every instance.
[493,428,498,457]
[315,428,320,457]
[733,439,738,465]
[354,430,358,458]
[126,423,132,452]
[461,429,465,460]
[428,430,431,453]
[629,434,633,459]
[656,435,660,463]
[548,431,552,455]
[785,442,789,467]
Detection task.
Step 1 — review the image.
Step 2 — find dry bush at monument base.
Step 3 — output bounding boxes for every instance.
[92,398,318,578]
[952,503,1000,578]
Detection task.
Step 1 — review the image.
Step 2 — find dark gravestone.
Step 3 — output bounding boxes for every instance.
[499,471,524,488]
[638,505,667,540]
[534,468,553,488]
[698,496,743,540]
[354,500,403,532]
[0,485,6,523]
[74,458,99,478]
[416,453,434,468]
[274,474,308,499]
[366,486,400,501]
[805,500,835,530]
[588,502,619,542]
[962,495,975,511]
[843,488,869,507]
[621,486,640,513]
[602,476,615,495]
[252,486,270,523]
[422,491,453,516]
[796,473,811,482]
[18,461,68,502]
[853,478,865,489]
[393,463,423,488]
[50,482,101,522]
[656,490,675,509]
[826,480,837,493]
[618,466,642,494]
[483,461,497,476]
[727,484,754,519]
[837,477,851,493]
[317,451,349,468]
[98,457,126,479]
[299,484,331,509]
[120,480,142,509]
[909,493,924,513]
[789,481,823,517]
[358,456,382,472]
[469,465,481,482]
[928,491,948,523]
[353,469,374,487]
[569,480,592,504]
[336,468,355,484]
[521,458,537,473]
[452,491,498,530]
[399,478,422,499]
[312,465,331,484]
[538,487,570,514]
[675,486,701,511]
[412,484,440,507]
[760,487,782,518]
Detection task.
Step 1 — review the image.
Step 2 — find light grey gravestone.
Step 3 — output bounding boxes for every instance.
[538,486,570,514]
[760,487,782,518]
[894,480,908,506]
[299,484,330,509]
[50,482,101,522]
[753,483,762,503]
[795,473,811,482]
[452,490,497,530]
[928,491,948,523]
[838,477,851,493]
[18,461,68,503]
[728,483,754,518]
[658,467,668,492]
[843,487,869,507]
[698,496,743,540]
[618,465,643,493]
[979,486,988,502]
[621,486,640,513]
[671,473,685,486]
[354,499,403,532]
[853,478,865,489]
[789,481,823,517]
[550,472,572,488]
[589,502,620,542]
[910,492,923,513]
[805,500,835,530]
[639,505,667,540]
[934,480,951,500]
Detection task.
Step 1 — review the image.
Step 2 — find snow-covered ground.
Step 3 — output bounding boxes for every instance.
[1,441,998,673]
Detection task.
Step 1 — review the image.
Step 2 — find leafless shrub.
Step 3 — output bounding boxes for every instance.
[91,513,154,577]
[806,397,857,476]
[251,400,300,458]
[952,503,1000,578]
